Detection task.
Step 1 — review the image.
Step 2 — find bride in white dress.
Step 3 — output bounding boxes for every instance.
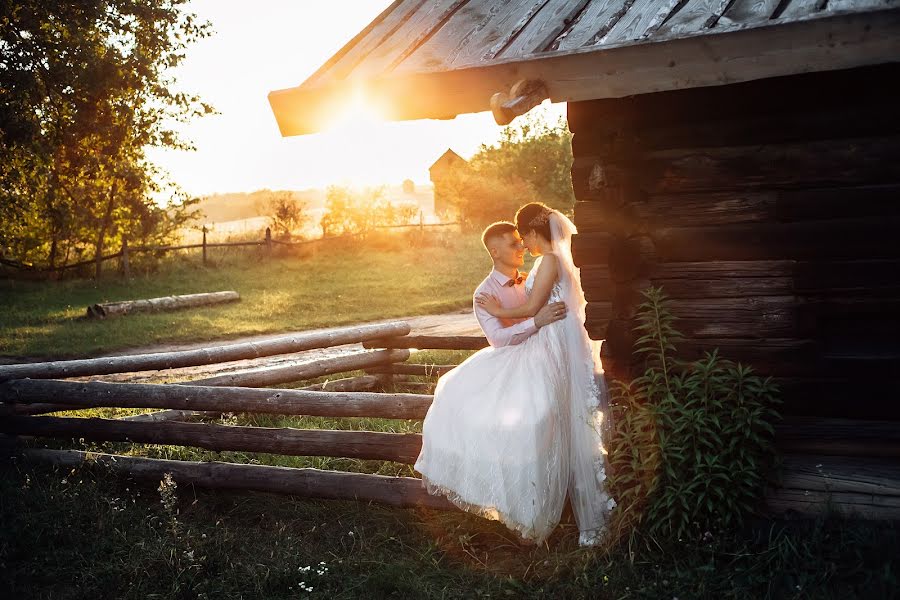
[414,203,615,546]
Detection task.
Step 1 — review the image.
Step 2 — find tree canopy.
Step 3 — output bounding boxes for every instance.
[0,0,213,271]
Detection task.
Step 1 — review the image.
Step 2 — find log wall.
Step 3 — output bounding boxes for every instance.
[569,63,900,419]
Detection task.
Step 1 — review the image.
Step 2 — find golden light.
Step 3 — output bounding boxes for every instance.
[318,87,387,132]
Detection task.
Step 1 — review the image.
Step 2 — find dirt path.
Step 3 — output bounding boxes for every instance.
[71,310,482,384]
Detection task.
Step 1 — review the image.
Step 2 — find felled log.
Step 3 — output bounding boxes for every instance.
[0,322,411,382]
[1,415,424,463]
[188,349,409,387]
[87,291,240,319]
[0,379,433,420]
[766,454,900,520]
[363,336,487,350]
[14,448,455,511]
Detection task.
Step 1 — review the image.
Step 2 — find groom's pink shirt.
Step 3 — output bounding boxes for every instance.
[473,268,538,348]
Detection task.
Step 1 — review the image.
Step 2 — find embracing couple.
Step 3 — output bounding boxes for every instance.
[414,202,615,547]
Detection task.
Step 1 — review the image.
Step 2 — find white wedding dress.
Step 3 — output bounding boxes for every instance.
[414,212,615,546]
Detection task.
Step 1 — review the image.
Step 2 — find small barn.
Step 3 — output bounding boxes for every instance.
[269,0,900,517]
[429,148,470,215]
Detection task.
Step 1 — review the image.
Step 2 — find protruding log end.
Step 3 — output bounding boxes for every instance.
[490,79,548,126]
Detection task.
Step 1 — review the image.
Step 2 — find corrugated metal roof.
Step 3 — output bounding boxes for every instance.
[269,0,900,136]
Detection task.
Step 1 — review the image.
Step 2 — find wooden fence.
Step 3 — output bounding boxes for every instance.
[1,219,461,278]
[1,322,898,520]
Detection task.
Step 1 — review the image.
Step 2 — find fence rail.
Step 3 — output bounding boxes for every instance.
[1,220,460,277]
[3,323,897,519]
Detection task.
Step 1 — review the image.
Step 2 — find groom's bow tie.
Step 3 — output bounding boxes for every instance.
[506,272,525,286]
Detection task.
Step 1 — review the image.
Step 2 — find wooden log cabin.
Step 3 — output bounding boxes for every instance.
[269,0,900,517]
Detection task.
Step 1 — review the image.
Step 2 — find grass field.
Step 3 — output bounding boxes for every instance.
[0,230,492,359]
[2,230,899,598]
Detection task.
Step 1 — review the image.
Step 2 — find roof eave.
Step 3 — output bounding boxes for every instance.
[269,7,900,137]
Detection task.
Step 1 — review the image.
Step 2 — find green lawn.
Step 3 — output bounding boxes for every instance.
[0,231,493,359]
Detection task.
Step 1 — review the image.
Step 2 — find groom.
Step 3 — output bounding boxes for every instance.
[473,222,566,346]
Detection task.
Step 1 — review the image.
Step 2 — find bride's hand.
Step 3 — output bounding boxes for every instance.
[475,293,502,315]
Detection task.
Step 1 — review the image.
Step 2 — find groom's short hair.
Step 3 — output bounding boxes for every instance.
[481,221,516,252]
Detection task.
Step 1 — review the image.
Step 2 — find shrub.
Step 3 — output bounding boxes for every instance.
[606,287,781,540]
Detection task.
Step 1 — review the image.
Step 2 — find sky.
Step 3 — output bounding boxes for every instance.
[146,0,566,198]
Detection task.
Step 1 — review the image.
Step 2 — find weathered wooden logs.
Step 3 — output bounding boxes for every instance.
[775,417,900,458]
[0,322,412,382]
[766,454,900,520]
[14,448,456,511]
[1,416,424,463]
[0,379,433,419]
[363,336,488,350]
[187,349,409,387]
[87,291,241,319]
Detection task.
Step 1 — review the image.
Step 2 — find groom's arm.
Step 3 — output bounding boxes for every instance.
[474,301,538,348]
[472,303,538,348]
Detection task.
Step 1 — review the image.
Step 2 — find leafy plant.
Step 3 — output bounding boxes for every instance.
[606,287,781,540]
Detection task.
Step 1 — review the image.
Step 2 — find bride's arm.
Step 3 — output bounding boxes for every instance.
[477,255,559,318]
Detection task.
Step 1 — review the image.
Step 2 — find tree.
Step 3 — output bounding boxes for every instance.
[0,1,212,271]
[320,186,418,237]
[267,191,309,239]
[469,112,575,213]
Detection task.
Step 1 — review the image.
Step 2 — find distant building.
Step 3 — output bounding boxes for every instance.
[428,149,468,216]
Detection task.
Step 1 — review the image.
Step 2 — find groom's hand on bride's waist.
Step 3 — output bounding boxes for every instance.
[535,302,567,328]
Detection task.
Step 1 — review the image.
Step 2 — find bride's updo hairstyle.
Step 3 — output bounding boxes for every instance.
[515,202,553,242]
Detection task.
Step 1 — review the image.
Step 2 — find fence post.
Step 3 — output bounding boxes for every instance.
[120,239,130,279]
[202,226,207,266]
[265,227,272,256]
[419,210,424,235]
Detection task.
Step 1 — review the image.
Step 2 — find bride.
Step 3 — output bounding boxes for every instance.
[414,202,615,546]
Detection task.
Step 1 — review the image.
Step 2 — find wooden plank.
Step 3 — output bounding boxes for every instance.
[793,259,900,293]
[399,0,529,71]
[554,0,634,50]
[775,184,900,222]
[1,416,425,464]
[363,335,487,350]
[655,0,734,36]
[306,0,428,85]
[600,0,684,43]
[0,379,434,419]
[0,322,411,382]
[776,0,825,20]
[15,448,457,511]
[826,0,896,14]
[351,0,469,78]
[776,454,900,496]
[717,0,781,27]
[271,8,900,135]
[776,417,900,458]
[632,135,900,193]
[480,0,555,61]
[188,349,410,388]
[651,218,900,261]
[766,488,900,520]
[497,0,591,57]
[632,192,776,227]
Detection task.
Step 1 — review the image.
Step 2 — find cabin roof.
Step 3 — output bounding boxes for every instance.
[429,148,468,173]
[269,0,900,136]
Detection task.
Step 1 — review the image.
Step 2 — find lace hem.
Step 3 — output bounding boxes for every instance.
[421,476,556,544]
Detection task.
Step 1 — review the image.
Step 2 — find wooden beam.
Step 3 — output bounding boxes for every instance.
[269,8,900,136]
[363,335,487,350]
[1,416,425,464]
[13,448,456,511]
[776,417,900,458]
[0,379,433,420]
[0,322,412,382]
[187,349,410,388]
[766,454,900,520]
